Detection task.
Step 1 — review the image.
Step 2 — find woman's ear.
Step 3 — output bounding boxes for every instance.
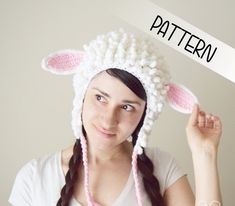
[166,83,199,114]
[41,49,84,75]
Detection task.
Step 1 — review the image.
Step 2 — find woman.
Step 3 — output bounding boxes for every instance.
[9,29,223,206]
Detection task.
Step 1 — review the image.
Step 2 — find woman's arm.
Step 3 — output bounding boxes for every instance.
[192,149,222,206]
[163,175,195,206]
[187,103,223,206]
[164,103,223,206]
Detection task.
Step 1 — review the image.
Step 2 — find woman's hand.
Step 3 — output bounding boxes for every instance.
[186,103,223,155]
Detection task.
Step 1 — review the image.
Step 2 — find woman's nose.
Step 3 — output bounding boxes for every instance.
[101,107,118,129]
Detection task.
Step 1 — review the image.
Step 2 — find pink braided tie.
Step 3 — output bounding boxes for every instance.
[80,135,142,206]
[132,150,143,206]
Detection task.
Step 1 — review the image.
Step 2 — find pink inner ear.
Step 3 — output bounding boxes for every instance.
[47,52,83,72]
[167,83,198,113]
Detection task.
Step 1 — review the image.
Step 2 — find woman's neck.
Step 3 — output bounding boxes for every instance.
[87,141,133,166]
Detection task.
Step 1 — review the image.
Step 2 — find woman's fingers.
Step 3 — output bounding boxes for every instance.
[187,103,199,127]
[205,113,214,128]
[213,116,222,129]
[187,103,222,131]
[198,111,206,127]
[197,112,222,129]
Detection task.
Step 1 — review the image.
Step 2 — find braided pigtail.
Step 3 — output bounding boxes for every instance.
[132,133,164,206]
[131,106,164,206]
[138,149,164,206]
[56,139,82,206]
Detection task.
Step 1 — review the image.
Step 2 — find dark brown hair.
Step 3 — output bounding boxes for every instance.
[56,68,164,206]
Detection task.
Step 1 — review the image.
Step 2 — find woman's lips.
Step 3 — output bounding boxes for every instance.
[95,125,116,138]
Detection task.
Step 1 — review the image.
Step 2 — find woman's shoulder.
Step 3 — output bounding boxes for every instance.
[17,144,79,178]
[145,146,175,162]
[144,146,185,179]
[9,150,62,205]
[38,150,61,170]
[144,146,186,193]
[16,150,61,179]
[61,145,74,169]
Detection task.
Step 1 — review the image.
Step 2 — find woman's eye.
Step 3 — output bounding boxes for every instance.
[122,105,134,112]
[95,94,105,102]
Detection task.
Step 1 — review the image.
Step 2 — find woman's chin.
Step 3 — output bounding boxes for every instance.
[87,134,118,150]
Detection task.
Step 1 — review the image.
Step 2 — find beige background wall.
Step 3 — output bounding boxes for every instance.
[1,0,234,205]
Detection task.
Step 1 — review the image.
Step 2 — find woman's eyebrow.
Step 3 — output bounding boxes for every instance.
[92,87,110,98]
[122,100,141,106]
[91,87,141,106]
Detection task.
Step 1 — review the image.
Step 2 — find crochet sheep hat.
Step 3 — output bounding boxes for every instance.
[41,28,198,206]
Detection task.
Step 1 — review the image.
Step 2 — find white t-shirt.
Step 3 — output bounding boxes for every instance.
[9,147,187,206]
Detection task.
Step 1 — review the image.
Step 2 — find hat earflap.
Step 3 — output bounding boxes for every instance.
[166,83,199,114]
[41,49,84,75]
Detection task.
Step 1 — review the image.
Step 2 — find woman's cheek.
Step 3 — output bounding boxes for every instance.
[120,114,138,129]
[83,98,96,121]
[87,99,103,120]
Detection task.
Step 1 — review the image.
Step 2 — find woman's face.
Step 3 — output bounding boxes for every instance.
[81,71,146,151]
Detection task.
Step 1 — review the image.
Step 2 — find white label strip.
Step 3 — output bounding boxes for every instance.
[105,0,235,84]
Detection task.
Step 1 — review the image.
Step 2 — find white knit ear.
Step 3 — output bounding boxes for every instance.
[41,49,84,75]
[166,83,199,114]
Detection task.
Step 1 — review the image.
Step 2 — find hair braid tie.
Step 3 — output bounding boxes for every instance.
[80,135,102,206]
[132,150,143,206]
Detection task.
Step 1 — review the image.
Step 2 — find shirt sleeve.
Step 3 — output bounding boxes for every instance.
[164,154,187,190]
[148,147,187,195]
[8,159,37,206]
